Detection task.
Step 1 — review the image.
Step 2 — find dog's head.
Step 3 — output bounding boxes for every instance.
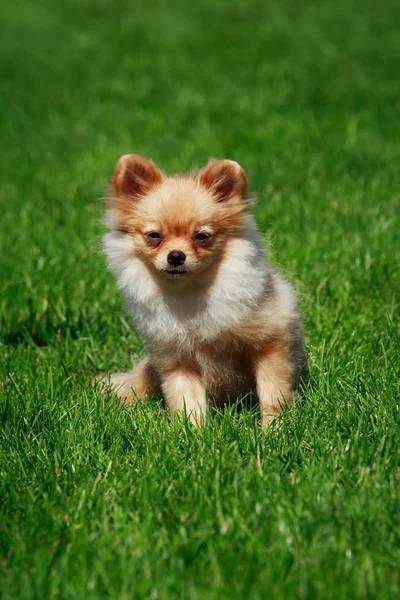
[105,154,251,281]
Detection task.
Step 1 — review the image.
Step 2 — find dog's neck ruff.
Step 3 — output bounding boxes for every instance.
[104,223,269,343]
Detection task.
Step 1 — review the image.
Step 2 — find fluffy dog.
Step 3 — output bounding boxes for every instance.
[100,154,307,425]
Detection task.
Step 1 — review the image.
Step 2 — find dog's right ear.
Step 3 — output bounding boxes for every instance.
[199,159,248,203]
[112,154,162,200]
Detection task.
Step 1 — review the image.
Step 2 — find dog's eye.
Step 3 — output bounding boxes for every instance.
[195,233,210,241]
[147,232,161,239]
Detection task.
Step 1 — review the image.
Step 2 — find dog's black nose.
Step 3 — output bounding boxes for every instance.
[167,251,186,266]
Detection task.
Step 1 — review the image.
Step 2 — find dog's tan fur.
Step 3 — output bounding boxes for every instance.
[100,154,307,425]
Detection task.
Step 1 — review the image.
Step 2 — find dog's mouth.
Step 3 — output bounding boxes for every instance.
[163,266,189,277]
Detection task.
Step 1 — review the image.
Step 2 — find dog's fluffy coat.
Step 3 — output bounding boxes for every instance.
[101,154,307,425]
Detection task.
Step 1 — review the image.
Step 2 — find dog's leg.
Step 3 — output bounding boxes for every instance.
[254,339,293,427]
[161,368,207,425]
[97,357,160,402]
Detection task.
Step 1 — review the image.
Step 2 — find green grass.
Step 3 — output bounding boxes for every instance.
[1,0,399,598]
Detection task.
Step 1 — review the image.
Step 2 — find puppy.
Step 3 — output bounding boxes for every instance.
[100,154,307,425]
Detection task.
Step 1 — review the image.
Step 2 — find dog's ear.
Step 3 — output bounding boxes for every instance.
[112,154,162,199]
[199,159,247,202]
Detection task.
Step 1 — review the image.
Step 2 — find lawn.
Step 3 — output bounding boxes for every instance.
[1,0,399,598]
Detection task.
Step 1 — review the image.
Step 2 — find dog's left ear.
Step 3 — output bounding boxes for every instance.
[199,159,248,202]
[112,154,162,199]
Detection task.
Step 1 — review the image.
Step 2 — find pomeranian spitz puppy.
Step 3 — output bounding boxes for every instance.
[100,154,307,425]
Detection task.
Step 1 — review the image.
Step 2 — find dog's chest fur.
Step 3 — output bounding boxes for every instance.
[105,228,270,344]
[104,226,298,398]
